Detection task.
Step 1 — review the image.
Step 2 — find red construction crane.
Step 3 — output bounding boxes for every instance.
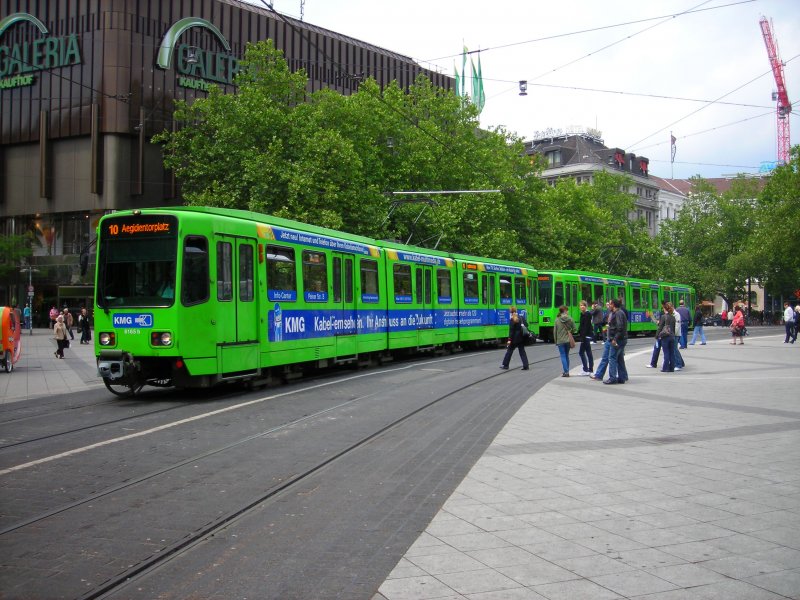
[759,16,792,165]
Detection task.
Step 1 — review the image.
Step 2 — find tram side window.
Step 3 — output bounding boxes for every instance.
[239,245,254,302]
[539,278,552,308]
[651,290,659,311]
[333,257,342,303]
[515,277,527,304]
[499,277,513,303]
[266,245,297,300]
[393,264,412,297]
[554,282,564,307]
[217,242,233,301]
[463,272,479,302]
[302,251,328,296]
[360,259,379,302]
[182,237,209,306]
[581,284,592,305]
[415,268,423,304]
[633,288,643,309]
[424,270,432,304]
[436,269,452,303]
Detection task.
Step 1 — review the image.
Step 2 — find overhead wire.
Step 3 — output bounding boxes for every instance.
[627,53,800,151]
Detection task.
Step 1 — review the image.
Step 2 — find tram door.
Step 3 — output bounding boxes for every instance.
[215,236,259,374]
[418,266,435,346]
[332,253,357,356]
[487,274,498,325]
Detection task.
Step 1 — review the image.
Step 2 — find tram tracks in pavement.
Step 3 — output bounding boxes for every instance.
[4,353,546,600]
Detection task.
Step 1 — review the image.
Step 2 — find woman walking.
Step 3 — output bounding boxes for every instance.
[500,307,529,370]
[731,305,745,345]
[554,305,576,377]
[577,301,594,375]
[54,314,68,359]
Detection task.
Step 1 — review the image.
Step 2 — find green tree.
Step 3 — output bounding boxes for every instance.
[657,176,762,305]
[534,171,662,277]
[736,146,800,299]
[156,39,544,259]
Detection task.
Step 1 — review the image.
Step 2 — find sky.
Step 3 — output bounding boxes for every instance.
[247,0,800,180]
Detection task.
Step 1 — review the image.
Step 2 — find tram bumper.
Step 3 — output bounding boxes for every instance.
[97,350,135,381]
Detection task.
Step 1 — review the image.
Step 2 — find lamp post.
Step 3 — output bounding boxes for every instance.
[19,265,39,335]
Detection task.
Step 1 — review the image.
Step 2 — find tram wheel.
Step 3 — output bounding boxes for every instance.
[103,378,143,398]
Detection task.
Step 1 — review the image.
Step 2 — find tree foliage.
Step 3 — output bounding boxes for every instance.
[657,147,800,303]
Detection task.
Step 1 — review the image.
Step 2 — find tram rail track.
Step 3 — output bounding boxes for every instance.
[0,346,574,600]
[74,363,519,600]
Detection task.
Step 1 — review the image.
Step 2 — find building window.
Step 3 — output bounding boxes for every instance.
[546,150,561,167]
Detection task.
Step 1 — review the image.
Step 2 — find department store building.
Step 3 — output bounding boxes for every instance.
[0,0,452,322]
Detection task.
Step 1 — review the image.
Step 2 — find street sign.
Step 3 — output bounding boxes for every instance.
[27,285,34,293]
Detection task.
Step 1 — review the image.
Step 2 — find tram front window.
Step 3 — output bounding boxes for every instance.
[97,216,178,308]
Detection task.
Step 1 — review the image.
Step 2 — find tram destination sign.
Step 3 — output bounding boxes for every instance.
[102,215,178,239]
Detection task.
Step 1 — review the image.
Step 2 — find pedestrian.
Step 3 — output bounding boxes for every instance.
[500,306,529,370]
[591,300,604,343]
[727,308,734,327]
[553,305,576,377]
[604,298,628,384]
[63,307,75,340]
[730,305,745,345]
[49,305,59,329]
[79,307,92,344]
[657,302,677,372]
[676,299,690,349]
[672,306,686,370]
[54,314,68,359]
[689,305,707,345]
[577,300,594,376]
[646,301,668,369]
[23,304,31,330]
[590,301,613,381]
[783,301,796,344]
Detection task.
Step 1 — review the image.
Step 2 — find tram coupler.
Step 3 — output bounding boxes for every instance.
[97,350,135,381]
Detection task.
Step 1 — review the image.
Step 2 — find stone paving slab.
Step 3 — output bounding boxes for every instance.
[376,331,800,600]
[0,328,103,403]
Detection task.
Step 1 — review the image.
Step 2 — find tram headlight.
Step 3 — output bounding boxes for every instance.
[150,331,173,346]
[99,332,115,346]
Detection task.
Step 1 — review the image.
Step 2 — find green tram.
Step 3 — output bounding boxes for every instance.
[93,207,539,396]
[537,270,696,342]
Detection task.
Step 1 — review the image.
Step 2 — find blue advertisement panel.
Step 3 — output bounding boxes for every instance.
[266,306,500,342]
[268,226,376,257]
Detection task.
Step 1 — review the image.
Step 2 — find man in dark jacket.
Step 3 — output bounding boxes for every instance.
[604,298,628,385]
[676,299,691,349]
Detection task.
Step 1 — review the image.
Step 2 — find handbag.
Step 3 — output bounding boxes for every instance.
[521,322,530,338]
[568,332,576,349]
[63,338,70,348]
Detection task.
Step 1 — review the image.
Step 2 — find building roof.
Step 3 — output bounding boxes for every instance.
[651,175,770,196]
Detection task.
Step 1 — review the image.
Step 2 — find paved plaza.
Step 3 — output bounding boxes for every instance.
[376,330,800,599]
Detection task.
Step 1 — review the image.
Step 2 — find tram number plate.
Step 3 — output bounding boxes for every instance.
[113,313,154,328]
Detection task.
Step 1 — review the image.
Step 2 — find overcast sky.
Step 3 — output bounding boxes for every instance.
[247,0,799,180]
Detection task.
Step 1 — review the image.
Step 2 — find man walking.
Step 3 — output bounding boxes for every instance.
[689,305,707,345]
[784,302,796,344]
[676,299,690,349]
[63,308,75,340]
[603,298,628,385]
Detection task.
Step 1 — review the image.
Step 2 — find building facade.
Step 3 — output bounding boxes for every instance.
[523,130,659,237]
[0,0,453,320]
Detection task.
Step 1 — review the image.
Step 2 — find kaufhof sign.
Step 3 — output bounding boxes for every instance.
[156,17,240,91]
[0,13,82,89]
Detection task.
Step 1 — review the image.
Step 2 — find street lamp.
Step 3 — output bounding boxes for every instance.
[19,265,39,335]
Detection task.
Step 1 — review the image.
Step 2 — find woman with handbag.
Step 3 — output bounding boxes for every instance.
[577,301,594,375]
[554,305,576,377]
[54,315,68,359]
[731,305,745,345]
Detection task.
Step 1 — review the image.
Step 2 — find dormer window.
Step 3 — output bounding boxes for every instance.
[546,150,561,167]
